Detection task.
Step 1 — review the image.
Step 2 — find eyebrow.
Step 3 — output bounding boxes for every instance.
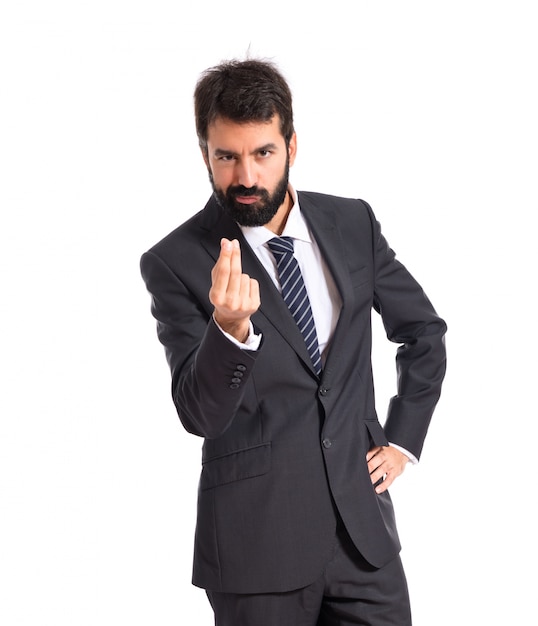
[213,143,280,157]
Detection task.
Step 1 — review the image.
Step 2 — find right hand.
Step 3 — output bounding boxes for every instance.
[209,238,260,342]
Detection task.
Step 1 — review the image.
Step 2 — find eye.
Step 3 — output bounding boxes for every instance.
[218,154,235,162]
[258,149,272,158]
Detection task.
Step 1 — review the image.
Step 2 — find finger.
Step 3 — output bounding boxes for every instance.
[225,239,243,294]
[237,274,252,305]
[367,448,389,484]
[366,446,382,463]
[237,276,261,315]
[249,277,260,310]
[367,447,387,475]
[369,458,386,483]
[211,239,234,292]
[375,464,402,493]
[211,239,244,309]
[375,474,391,494]
[373,454,408,494]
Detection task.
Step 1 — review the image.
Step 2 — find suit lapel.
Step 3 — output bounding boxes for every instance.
[298,193,353,306]
[298,193,355,377]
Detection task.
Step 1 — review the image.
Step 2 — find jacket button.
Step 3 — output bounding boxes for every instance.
[319,387,328,396]
[322,438,332,449]
[236,364,247,371]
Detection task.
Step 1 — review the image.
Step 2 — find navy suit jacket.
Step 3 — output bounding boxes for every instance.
[140,192,447,594]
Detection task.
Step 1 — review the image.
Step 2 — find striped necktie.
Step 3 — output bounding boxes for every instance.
[267,236,322,375]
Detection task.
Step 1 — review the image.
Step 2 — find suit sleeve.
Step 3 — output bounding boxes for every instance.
[140,250,261,439]
[365,202,447,459]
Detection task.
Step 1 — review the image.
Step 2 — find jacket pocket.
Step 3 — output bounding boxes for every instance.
[200,442,271,490]
[365,420,389,447]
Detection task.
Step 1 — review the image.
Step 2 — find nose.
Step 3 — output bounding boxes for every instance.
[236,159,257,188]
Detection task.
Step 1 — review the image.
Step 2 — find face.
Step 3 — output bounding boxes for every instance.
[203,115,297,231]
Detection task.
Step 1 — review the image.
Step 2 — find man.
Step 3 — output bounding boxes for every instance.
[140,58,447,625]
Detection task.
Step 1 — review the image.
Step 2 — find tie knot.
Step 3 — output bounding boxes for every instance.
[267,236,294,257]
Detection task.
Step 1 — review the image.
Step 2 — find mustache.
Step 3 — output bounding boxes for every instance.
[228,185,264,198]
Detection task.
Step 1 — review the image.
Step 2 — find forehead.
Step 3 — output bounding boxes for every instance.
[206,115,285,151]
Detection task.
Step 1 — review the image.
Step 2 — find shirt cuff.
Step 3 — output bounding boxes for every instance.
[389,442,418,465]
[213,317,262,351]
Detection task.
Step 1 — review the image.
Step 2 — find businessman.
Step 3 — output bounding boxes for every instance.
[140,58,447,625]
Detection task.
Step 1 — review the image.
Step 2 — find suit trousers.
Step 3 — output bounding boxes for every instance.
[206,519,412,626]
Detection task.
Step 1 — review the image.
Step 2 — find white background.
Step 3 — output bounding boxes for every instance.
[1,1,536,624]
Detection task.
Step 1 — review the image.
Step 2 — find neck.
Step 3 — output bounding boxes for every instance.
[266,191,293,235]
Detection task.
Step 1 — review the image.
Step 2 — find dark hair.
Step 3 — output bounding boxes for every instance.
[194,58,294,151]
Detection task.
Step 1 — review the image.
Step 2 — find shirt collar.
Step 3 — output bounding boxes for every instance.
[239,185,312,251]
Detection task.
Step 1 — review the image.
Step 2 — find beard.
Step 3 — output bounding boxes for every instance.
[209,160,290,227]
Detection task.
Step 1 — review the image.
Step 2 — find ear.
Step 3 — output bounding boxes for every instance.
[288,132,297,166]
[200,146,209,169]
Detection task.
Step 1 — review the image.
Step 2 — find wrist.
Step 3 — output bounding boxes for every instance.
[213,314,250,343]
